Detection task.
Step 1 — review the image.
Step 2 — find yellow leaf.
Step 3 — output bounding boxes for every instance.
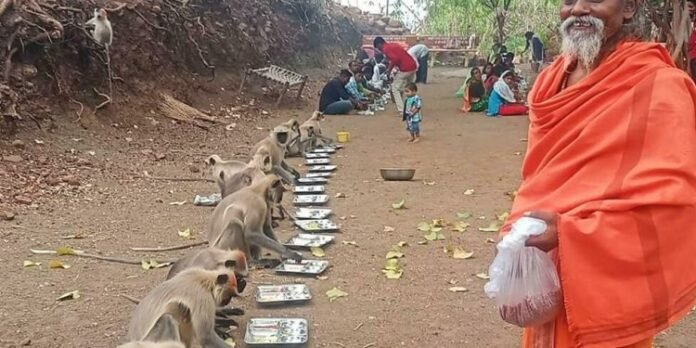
[382,269,403,279]
[23,260,41,267]
[448,287,469,293]
[424,231,438,241]
[342,241,359,247]
[385,251,404,259]
[177,228,192,239]
[224,338,236,347]
[311,247,326,258]
[496,212,510,222]
[417,222,431,232]
[478,222,501,233]
[49,260,71,269]
[384,258,401,271]
[456,212,472,219]
[475,273,490,280]
[431,219,445,228]
[464,189,475,195]
[169,201,187,206]
[326,287,348,302]
[453,248,474,260]
[383,226,395,232]
[443,245,454,254]
[391,199,406,210]
[141,260,169,270]
[57,290,80,301]
[56,246,76,256]
[452,221,470,232]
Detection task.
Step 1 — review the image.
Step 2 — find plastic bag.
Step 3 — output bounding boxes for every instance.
[484,217,562,327]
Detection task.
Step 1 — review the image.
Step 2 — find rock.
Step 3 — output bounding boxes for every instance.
[14,195,33,205]
[12,140,25,148]
[0,211,15,221]
[62,175,81,186]
[189,164,200,173]
[3,155,23,163]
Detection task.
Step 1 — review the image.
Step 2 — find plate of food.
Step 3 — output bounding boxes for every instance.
[304,172,332,178]
[311,148,336,154]
[294,208,332,220]
[293,185,325,194]
[304,153,331,159]
[274,259,329,275]
[308,165,337,172]
[284,233,335,248]
[296,177,328,184]
[293,195,329,206]
[255,284,312,304]
[244,318,308,345]
[294,219,339,233]
[304,158,331,165]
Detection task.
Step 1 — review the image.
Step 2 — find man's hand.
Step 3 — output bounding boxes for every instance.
[524,211,559,252]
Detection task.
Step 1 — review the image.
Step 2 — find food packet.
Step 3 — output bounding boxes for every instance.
[484,217,562,327]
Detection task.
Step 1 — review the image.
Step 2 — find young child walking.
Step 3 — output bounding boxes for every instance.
[402,83,423,143]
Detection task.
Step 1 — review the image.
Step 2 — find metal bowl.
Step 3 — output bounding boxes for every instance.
[380,168,416,181]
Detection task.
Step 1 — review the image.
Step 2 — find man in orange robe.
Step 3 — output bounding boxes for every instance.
[503,0,696,347]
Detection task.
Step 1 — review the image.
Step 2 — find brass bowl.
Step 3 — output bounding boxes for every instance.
[380,168,416,181]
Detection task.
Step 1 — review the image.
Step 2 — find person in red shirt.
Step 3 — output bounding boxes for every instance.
[689,0,696,81]
[374,37,418,112]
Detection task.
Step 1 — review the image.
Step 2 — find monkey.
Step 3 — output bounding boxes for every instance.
[85,8,114,96]
[206,153,270,198]
[299,111,334,152]
[250,126,301,184]
[117,306,188,348]
[126,268,239,348]
[282,118,303,157]
[207,174,303,263]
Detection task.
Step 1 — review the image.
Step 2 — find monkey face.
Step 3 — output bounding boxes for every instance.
[215,273,237,306]
[275,131,289,145]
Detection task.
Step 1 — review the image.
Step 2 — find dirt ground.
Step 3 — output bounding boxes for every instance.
[0,67,694,348]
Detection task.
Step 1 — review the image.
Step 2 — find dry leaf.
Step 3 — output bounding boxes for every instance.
[326,287,348,302]
[382,269,403,279]
[342,241,359,247]
[177,228,192,239]
[49,260,71,269]
[311,247,326,258]
[141,260,169,270]
[417,240,429,245]
[431,219,445,228]
[417,222,431,232]
[224,337,236,347]
[448,279,458,285]
[478,222,501,232]
[475,273,490,280]
[385,251,404,259]
[486,238,496,244]
[383,226,395,232]
[496,212,510,222]
[317,275,329,280]
[57,290,80,301]
[391,199,406,210]
[448,287,469,293]
[464,189,475,195]
[513,152,522,156]
[384,258,401,270]
[169,201,187,206]
[505,191,518,200]
[56,246,76,256]
[452,221,470,232]
[335,193,346,198]
[23,260,41,267]
[397,241,409,247]
[452,249,474,260]
[423,180,436,186]
[456,212,472,219]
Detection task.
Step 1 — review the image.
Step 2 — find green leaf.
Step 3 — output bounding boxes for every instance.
[385,251,404,259]
[452,221,470,232]
[456,212,472,219]
[56,246,76,256]
[23,260,41,267]
[452,249,474,260]
[478,222,502,232]
[177,228,192,239]
[391,199,406,210]
[311,247,326,258]
[417,222,431,232]
[382,269,403,279]
[49,260,71,269]
[326,287,348,302]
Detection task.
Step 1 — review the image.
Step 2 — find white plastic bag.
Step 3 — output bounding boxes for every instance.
[484,217,562,327]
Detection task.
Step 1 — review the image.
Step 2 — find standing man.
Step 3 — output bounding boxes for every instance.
[522,31,545,73]
[503,0,696,347]
[408,42,430,84]
[373,36,418,112]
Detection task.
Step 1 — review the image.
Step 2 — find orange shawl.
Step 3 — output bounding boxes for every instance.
[507,42,696,347]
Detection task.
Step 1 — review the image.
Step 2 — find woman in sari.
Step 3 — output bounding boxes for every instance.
[460,67,488,112]
[483,63,498,95]
[486,70,528,117]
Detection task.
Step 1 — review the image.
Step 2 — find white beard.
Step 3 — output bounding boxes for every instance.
[559,16,605,70]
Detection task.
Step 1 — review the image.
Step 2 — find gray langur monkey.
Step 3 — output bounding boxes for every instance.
[207,174,302,263]
[250,126,300,184]
[85,8,113,95]
[299,111,334,152]
[117,307,188,348]
[206,152,271,198]
[282,118,303,157]
[126,268,241,348]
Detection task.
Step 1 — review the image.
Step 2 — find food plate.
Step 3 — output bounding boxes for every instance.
[244,318,308,345]
[311,148,336,154]
[308,165,337,172]
[293,185,325,194]
[297,177,328,184]
[304,172,332,178]
[304,153,331,159]
[294,208,332,219]
[284,233,335,248]
[293,194,329,206]
[304,158,331,165]
[274,259,329,275]
[255,284,312,304]
[294,219,339,233]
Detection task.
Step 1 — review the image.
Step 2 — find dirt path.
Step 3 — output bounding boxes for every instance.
[1,68,693,348]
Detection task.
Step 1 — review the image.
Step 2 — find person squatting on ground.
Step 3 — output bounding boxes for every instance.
[318,69,359,115]
[373,36,418,113]
[503,0,696,346]
[402,83,422,143]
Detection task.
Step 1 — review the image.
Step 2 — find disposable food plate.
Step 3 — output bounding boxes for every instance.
[294,219,339,233]
[274,259,329,275]
[292,194,329,206]
[293,185,325,194]
[296,177,328,184]
[284,233,335,248]
[308,165,337,172]
[244,318,308,345]
[311,148,336,154]
[294,208,332,220]
[255,284,312,304]
[304,172,332,178]
[304,153,331,159]
[304,158,331,165]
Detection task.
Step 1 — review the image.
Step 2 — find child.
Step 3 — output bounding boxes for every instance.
[402,82,422,143]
